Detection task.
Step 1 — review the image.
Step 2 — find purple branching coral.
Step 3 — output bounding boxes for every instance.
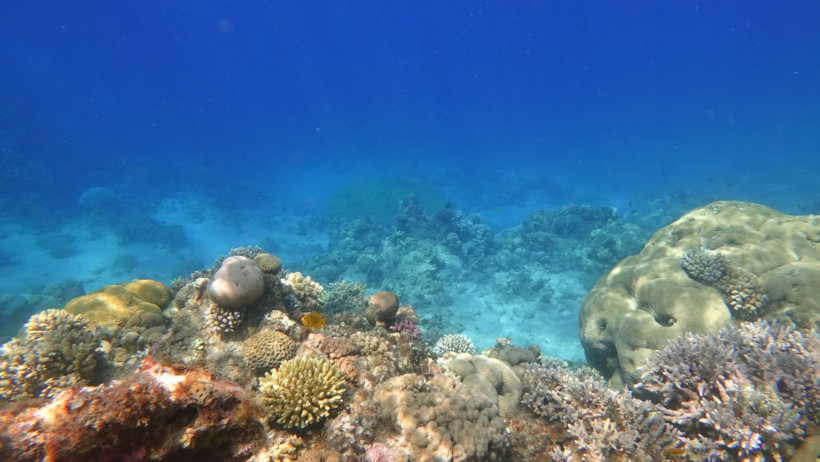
[364,443,396,462]
[389,319,421,339]
[637,320,820,461]
[521,364,683,461]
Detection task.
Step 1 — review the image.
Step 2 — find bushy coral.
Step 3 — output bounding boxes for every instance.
[388,318,421,338]
[637,321,820,461]
[433,333,476,357]
[0,309,102,400]
[521,363,682,461]
[241,329,297,375]
[320,280,368,315]
[258,356,346,429]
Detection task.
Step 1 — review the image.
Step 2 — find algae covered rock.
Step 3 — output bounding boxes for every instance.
[580,201,820,387]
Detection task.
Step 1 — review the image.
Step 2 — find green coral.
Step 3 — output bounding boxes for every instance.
[0,309,101,400]
[258,356,346,429]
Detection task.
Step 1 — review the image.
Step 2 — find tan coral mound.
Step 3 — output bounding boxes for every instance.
[242,329,297,375]
[580,201,820,387]
[63,283,165,329]
[373,373,509,461]
[120,279,172,307]
[258,356,345,429]
[282,272,324,309]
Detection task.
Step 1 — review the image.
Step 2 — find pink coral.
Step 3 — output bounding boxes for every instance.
[365,442,396,462]
[388,319,421,339]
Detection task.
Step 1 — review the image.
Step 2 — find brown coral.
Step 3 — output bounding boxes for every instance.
[241,329,297,375]
[253,253,282,274]
[365,291,399,326]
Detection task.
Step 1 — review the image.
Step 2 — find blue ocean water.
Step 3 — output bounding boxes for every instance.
[1,2,819,357]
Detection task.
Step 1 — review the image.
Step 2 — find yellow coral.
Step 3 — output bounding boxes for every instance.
[120,279,172,307]
[63,283,163,329]
[258,356,345,429]
[253,253,282,274]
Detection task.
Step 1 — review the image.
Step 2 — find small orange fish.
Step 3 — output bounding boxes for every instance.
[301,312,326,330]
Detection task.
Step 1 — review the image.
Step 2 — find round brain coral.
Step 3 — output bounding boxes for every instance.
[258,356,346,429]
[253,253,282,274]
[205,256,265,309]
[242,330,297,375]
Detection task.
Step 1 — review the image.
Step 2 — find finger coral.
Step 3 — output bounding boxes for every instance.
[258,356,346,429]
[433,333,476,357]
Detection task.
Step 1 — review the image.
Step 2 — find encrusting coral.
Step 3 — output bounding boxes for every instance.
[0,357,265,461]
[446,353,523,414]
[258,356,346,429]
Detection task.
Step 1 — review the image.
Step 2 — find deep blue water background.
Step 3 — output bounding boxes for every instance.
[3,1,819,214]
[1,2,819,353]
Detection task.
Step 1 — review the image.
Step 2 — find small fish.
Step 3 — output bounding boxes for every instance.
[301,312,326,330]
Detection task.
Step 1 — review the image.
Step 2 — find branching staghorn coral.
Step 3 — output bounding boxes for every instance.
[637,320,820,461]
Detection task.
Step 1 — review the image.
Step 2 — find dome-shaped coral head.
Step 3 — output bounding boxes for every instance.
[301,312,326,330]
[205,256,265,309]
[365,291,400,326]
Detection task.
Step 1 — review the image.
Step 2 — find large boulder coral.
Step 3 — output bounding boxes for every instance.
[580,201,820,387]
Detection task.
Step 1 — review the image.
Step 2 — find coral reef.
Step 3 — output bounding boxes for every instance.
[0,309,103,400]
[580,201,820,387]
[433,333,476,357]
[0,357,265,461]
[637,321,820,461]
[258,356,346,429]
[388,318,421,338]
[521,363,683,461]
[320,280,368,315]
[373,373,509,461]
[206,256,266,309]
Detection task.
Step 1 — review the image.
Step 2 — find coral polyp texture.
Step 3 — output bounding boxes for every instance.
[365,290,400,326]
[253,252,282,274]
[258,356,346,429]
[206,255,266,308]
[580,201,820,387]
[241,329,297,375]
